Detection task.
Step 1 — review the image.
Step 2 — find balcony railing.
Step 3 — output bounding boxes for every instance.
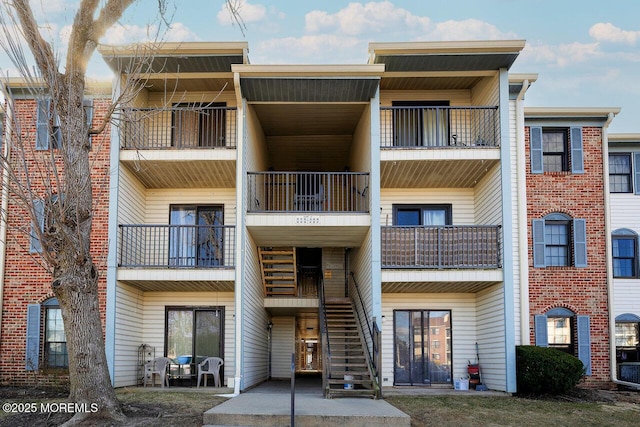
[381,225,501,269]
[247,172,370,213]
[121,106,237,149]
[380,106,499,148]
[119,224,236,268]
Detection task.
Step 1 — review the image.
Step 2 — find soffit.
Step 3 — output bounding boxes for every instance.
[240,78,380,102]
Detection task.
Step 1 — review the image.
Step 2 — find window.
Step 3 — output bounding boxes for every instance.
[532,213,587,268]
[169,205,224,267]
[25,298,67,370]
[530,126,583,174]
[44,299,67,368]
[35,99,61,150]
[392,101,450,147]
[394,310,452,385]
[609,154,632,193]
[165,307,223,367]
[615,314,640,364]
[172,103,226,148]
[535,308,592,375]
[30,194,63,253]
[612,229,638,278]
[393,204,452,226]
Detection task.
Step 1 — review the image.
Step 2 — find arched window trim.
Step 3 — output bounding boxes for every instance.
[616,313,640,323]
[546,307,575,317]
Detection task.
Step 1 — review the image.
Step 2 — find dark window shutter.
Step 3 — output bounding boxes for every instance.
[573,219,588,267]
[570,127,584,174]
[532,219,546,267]
[534,315,548,347]
[29,199,45,253]
[25,304,41,370]
[577,315,591,376]
[634,153,640,195]
[530,126,543,174]
[35,99,50,150]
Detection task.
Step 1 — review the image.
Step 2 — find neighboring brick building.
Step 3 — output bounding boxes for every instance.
[524,108,618,387]
[0,81,111,386]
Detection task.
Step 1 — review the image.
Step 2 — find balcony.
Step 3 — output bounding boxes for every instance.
[381,225,503,293]
[119,106,238,188]
[247,172,369,213]
[382,225,501,268]
[117,224,236,291]
[379,106,501,188]
[246,172,371,247]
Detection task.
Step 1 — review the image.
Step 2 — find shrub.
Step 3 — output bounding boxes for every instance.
[516,345,585,395]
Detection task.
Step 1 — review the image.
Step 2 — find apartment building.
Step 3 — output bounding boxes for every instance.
[0,81,111,385]
[607,133,640,385]
[2,38,632,393]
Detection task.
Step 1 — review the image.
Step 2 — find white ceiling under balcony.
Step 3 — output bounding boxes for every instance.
[380,148,501,188]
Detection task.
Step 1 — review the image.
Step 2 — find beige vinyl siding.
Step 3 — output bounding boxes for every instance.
[381,293,478,387]
[474,165,502,225]
[380,188,475,226]
[118,166,146,224]
[351,229,374,350]
[113,282,144,387]
[144,188,237,225]
[245,104,269,172]
[350,103,372,173]
[241,234,269,389]
[270,317,295,378]
[470,74,500,106]
[323,248,346,298]
[476,283,507,391]
[380,90,472,107]
[140,291,235,386]
[610,191,640,317]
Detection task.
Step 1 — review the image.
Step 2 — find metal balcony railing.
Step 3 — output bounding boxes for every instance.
[119,224,236,268]
[247,172,370,213]
[380,106,499,148]
[381,225,501,269]
[121,106,237,149]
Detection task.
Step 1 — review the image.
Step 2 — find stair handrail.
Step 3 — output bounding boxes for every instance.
[348,272,381,398]
[318,271,331,397]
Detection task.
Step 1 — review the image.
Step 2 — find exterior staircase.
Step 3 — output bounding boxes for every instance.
[324,299,378,398]
[259,247,297,297]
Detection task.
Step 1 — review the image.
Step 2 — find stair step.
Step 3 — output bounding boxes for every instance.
[328,378,373,385]
[260,250,294,255]
[264,275,295,281]
[262,259,295,264]
[330,363,368,368]
[264,268,295,273]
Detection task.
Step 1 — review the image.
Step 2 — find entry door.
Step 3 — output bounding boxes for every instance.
[166,307,223,365]
[394,310,452,385]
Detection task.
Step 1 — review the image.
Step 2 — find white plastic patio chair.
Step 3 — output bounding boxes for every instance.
[197,356,224,387]
[143,356,172,388]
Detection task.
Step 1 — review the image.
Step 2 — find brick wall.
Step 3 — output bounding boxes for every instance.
[0,98,111,386]
[525,126,611,387]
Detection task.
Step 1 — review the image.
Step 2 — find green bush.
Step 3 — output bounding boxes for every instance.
[516,345,585,395]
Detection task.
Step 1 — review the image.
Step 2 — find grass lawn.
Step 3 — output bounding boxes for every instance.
[386,394,640,427]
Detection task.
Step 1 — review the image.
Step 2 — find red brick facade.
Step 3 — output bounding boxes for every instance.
[525,126,611,387]
[0,97,111,386]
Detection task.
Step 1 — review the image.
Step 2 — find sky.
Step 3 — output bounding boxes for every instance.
[1,0,639,132]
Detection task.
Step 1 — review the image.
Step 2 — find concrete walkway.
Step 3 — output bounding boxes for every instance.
[203,376,410,427]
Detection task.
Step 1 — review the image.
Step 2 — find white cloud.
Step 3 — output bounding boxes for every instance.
[520,42,600,68]
[101,22,199,45]
[255,35,364,64]
[426,19,517,41]
[217,0,267,25]
[589,22,640,45]
[305,1,429,36]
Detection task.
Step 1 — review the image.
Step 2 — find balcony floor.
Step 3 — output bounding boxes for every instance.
[117,268,235,292]
[382,269,503,293]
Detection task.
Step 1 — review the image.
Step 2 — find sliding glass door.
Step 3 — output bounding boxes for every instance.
[169,205,224,267]
[394,310,452,385]
[166,307,223,365]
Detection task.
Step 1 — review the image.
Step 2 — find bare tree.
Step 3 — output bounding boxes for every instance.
[0,1,239,425]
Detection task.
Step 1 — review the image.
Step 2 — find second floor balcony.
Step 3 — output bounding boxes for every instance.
[247,172,370,213]
[381,225,501,269]
[119,224,236,268]
[380,106,499,149]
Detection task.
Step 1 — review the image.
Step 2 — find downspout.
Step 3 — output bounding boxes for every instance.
[603,114,640,389]
[0,90,13,344]
[515,80,530,345]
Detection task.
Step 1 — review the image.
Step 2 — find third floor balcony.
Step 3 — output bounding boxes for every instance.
[119,105,238,188]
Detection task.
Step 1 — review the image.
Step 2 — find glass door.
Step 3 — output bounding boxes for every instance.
[394,310,452,385]
[169,205,223,267]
